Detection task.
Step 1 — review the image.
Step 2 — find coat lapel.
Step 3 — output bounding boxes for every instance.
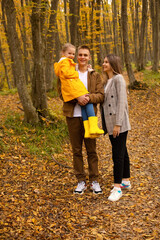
[104,76,115,99]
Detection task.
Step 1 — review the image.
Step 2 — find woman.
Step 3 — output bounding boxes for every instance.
[101,54,131,201]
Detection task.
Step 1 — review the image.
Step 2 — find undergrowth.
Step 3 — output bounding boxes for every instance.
[2,112,68,158]
[141,69,160,87]
[0,88,17,95]
[129,69,160,90]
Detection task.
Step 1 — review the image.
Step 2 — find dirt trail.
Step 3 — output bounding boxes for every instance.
[0,87,160,239]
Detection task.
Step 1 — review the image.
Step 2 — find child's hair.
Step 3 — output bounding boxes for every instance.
[61,43,75,53]
[78,45,91,54]
[102,54,122,84]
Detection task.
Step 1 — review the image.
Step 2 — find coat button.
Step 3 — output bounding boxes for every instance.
[110,113,112,115]
[109,104,111,107]
[111,95,113,98]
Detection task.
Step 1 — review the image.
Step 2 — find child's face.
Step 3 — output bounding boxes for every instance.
[63,47,75,59]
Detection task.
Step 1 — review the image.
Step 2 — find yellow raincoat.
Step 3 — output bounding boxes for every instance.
[54,57,88,102]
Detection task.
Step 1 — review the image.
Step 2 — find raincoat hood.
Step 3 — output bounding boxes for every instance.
[54,57,76,77]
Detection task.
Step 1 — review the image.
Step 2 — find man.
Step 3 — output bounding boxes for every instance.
[58,45,104,194]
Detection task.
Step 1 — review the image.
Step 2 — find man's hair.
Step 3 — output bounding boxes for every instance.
[78,45,91,54]
[61,43,75,52]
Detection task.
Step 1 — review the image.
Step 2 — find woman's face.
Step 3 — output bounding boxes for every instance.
[103,57,112,73]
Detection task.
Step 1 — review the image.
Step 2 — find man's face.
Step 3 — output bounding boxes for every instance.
[77,48,91,67]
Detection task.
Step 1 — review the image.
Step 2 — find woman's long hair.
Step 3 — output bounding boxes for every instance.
[102,54,122,84]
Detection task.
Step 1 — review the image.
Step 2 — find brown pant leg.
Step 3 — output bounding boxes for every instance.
[66,117,99,182]
[66,117,86,182]
[84,138,99,182]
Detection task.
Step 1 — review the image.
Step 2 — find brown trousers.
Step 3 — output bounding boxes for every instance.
[66,117,99,182]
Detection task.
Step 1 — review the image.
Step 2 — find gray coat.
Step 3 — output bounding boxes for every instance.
[101,74,131,135]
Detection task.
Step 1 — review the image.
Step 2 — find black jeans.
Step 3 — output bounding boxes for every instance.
[109,131,130,184]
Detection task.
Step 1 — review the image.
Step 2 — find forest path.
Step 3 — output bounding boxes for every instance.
[0,84,160,239]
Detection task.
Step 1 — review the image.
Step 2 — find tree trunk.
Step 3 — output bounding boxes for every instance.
[76,0,81,47]
[2,0,39,123]
[1,3,17,87]
[138,0,148,70]
[54,21,61,62]
[90,0,95,68]
[112,0,119,55]
[130,0,138,67]
[64,0,69,42]
[69,0,78,46]
[159,0,160,61]
[80,1,88,45]
[20,0,31,85]
[31,0,48,116]
[0,39,11,89]
[102,0,109,57]
[45,0,59,91]
[149,0,159,71]
[95,0,103,67]
[118,14,124,66]
[121,0,136,84]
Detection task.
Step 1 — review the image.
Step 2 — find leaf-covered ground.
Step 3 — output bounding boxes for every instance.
[0,81,160,239]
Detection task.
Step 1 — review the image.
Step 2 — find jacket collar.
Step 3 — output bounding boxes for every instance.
[87,70,95,90]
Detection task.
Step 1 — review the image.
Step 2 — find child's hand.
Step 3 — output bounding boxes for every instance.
[88,64,93,72]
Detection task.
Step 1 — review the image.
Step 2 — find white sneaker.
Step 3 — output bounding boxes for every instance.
[90,181,102,194]
[108,187,122,201]
[74,181,87,194]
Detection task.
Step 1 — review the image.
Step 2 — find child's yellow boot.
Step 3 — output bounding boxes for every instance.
[83,120,100,138]
[83,120,90,138]
[88,116,104,135]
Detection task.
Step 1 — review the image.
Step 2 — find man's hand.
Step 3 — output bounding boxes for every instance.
[77,94,89,106]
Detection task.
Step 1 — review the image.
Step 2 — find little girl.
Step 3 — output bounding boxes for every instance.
[54,43,104,138]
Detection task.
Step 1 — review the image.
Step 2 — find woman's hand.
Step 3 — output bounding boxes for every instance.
[113,125,120,138]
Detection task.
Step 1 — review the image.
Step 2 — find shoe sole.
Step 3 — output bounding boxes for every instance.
[108,194,122,201]
[120,186,131,190]
[90,188,103,195]
[93,191,103,195]
[73,187,87,194]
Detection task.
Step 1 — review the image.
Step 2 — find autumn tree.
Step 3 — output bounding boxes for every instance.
[0,38,11,89]
[2,0,39,123]
[63,0,69,42]
[138,0,148,70]
[121,0,136,85]
[45,0,59,91]
[69,0,79,46]
[31,0,48,117]
[149,0,159,71]
[129,0,139,68]
[112,0,119,56]
[1,2,18,87]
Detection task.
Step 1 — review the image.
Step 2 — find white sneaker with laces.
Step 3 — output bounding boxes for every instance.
[74,181,87,194]
[108,187,122,201]
[90,181,102,194]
